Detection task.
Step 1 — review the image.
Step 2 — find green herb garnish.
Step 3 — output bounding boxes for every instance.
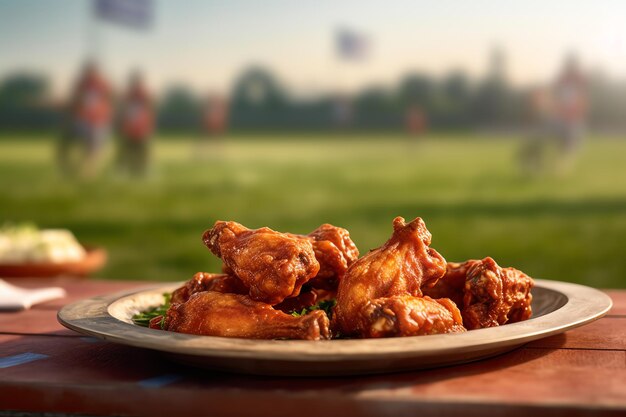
[132,293,171,328]
[290,298,336,319]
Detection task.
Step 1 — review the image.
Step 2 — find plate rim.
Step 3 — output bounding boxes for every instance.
[57,279,612,362]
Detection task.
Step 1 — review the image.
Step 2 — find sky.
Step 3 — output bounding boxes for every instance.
[1,0,626,98]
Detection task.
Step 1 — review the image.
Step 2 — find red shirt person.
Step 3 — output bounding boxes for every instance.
[117,72,154,176]
[202,94,229,136]
[58,62,112,177]
[553,55,588,153]
[405,104,427,136]
[71,62,113,142]
[120,73,154,142]
[554,57,587,124]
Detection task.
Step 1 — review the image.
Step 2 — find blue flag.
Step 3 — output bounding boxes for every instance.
[94,0,154,30]
[336,28,370,61]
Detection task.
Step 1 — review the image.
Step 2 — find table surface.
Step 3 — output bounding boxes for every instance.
[0,278,624,417]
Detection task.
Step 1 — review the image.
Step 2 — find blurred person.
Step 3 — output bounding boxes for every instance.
[116,71,154,176]
[196,93,229,158]
[518,86,555,175]
[553,54,588,160]
[202,93,229,136]
[58,61,112,178]
[332,95,353,129]
[405,104,428,137]
[519,56,588,176]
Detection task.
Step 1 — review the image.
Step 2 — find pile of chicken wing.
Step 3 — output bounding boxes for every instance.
[149,217,534,340]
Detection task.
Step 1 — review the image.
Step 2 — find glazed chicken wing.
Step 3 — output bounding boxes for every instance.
[424,257,534,329]
[203,221,320,305]
[500,267,534,323]
[333,216,465,338]
[303,224,359,288]
[205,263,336,315]
[420,261,469,306]
[163,291,330,340]
[218,223,357,293]
[362,295,465,338]
[170,272,248,304]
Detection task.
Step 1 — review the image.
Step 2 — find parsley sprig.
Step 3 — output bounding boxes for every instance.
[132,293,171,328]
[290,299,336,319]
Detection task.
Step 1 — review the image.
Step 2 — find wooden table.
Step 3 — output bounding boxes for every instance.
[0,278,624,417]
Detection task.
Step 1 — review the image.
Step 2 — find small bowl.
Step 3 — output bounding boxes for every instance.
[0,246,107,278]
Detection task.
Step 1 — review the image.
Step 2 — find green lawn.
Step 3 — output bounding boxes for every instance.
[1,132,625,288]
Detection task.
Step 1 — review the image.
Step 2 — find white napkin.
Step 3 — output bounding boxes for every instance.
[0,279,66,311]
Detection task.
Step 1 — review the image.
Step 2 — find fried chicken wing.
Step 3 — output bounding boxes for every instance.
[170,272,248,304]
[333,216,464,338]
[303,224,359,288]
[501,267,534,323]
[363,295,465,338]
[203,221,320,305]
[177,268,332,315]
[421,261,470,306]
[424,257,534,329]
[218,223,357,293]
[163,291,331,340]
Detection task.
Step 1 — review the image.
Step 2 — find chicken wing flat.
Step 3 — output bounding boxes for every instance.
[170,272,248,304]
[163,291,331,340]
[203,221,320,305]
[363,295,465,338]
[333,216,464,338]
[424,257,534,329]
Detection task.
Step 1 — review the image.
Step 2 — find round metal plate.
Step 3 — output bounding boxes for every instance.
[58,279,612,376]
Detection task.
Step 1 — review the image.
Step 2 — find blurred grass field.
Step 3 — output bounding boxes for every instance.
[1,133,625,288]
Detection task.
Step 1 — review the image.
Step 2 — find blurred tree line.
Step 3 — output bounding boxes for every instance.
[2,63,626,133]
[0,74,60,130]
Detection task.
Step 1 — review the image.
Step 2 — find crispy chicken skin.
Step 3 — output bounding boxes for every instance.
[333,216,464,337]
[363,295,465,338]
[500,266,534,323]
[170,272,248,304]
[163,291,331,340]
[203,221,320,305]
[170,271,332,317]
[301,224,359,289]
[220,223,357,291]
[420,261,468,306]
[424,257,534,329]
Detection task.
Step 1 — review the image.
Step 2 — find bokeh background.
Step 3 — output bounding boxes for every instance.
[1,0,625,287]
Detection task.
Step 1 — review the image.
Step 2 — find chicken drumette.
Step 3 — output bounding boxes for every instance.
[333,217,465,338]
[162,291,331,340]
[203,221,320,305]
[298,224,359,289]
[423,257,534,329]
[270,223,359,309]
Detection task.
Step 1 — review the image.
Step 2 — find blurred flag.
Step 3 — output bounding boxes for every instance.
[94,0,154,30]
[336,28,370,61]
